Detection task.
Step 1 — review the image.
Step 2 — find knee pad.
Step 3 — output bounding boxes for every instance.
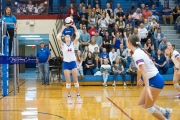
[146,106,156,114]
[139,104,145,108]
[66,83,71,88]
[174,83,180,88]
[74,82,79,87]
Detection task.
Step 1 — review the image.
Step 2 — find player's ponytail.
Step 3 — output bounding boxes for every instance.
[128,35,153,60]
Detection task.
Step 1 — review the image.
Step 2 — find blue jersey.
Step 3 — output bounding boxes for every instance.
[2,15,17,28]
[62,27,74,36]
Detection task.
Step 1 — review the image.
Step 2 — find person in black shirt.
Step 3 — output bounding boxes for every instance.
[83,52,95,75]
[116,8,125,20]
[99,24,107,37]
[103,31,112,52]
[79,15,88,27]
[112,24,123,38]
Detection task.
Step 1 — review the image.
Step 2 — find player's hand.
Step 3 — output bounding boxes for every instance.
[146,87,153,101]
[70,24,76,28]
[137,79,144,86]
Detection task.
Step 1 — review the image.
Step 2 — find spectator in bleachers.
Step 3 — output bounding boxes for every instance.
[124,24,133,38]
[144,38,155,57]
[112,24,121,38]
[100,48,109,65]
[79,27,90,51]
[172,5,180,21]
[150,4,159,22]
[95,3,102,17]
[128,51,137,87]
[92,31,103,50]
[153,49,169,74]
[108,12,115,32]
[133,28,141,40]
[116,8,126,19]
[176,16,180,33]
[82,46,89,63]
[162,3,173,26]
[80,0,91,7]
[77,24,83,34]
[88,38,99,53]
[105,3,113,16]
[128,4,136,15]
[125,15,135,28]
[68,3,77,21]
[159,37,167,53]
[79,15,88,27]
[113,32,124,51]
[76,50,84,79]
[148,12,156,23]
[77,4,83,21]
[109,48,117,64]
[142,5,151,19]
[88,11,98,28]
[138,23,148,46]
[86,4,92,15]
[100,59,111,87]
[80,6,88,20]
[112,57,126,86]
[103,31,112,52]
[117,44,125,57]
[83,52,95,75]
[144,19,152,37]
[27,0,34,15]
[136,16,144,26]
[98,14,109,28]
[88,24,97,38]
[93,47,101,68]
[140,3,145,12]
[154,28,164,48]
[99,24,108,37]
[94,1,101,8]
[23,4,27,14]
[114,3,121,18]
[132,8,142,25]
[116,17,125,30]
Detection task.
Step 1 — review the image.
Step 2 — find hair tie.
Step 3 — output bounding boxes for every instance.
[136,42,141,45]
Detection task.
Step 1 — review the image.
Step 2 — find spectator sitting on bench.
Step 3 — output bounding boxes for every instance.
[83,52,95,75]
[100,48,109,65]
[153,49,169,74]
[112,57,126,86]
[100,59,111,87]
[162,3,173,26]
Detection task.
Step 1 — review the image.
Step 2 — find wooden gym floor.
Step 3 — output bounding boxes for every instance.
[0,79,180,120]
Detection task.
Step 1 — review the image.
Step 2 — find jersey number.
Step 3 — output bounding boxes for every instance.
[67,48,72,51]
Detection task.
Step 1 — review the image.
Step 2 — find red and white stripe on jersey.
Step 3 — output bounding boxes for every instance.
[136,59,144,65]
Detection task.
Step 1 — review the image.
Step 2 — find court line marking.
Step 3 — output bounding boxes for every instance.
[0,110,66,120]
[106,97,134,120]
[0,80,27,100]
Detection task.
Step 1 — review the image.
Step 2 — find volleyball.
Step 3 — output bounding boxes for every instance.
[65,17,74,26]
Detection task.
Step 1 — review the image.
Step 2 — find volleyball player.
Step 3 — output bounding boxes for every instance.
[167,43,180,98]
[127,35,172,120]
[57,18,82,104]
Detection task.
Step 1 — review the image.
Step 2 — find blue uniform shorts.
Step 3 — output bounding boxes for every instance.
[149,73,164,89]
[63,61,77,70]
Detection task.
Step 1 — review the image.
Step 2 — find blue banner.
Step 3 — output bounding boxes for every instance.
[0,56,37,64]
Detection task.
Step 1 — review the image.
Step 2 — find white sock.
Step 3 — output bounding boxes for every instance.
[124,82,126,85]
[159,107,166,114]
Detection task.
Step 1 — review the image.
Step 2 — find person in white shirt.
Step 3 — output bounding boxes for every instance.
[105,3,113,16]
[27,0,34,14]
[57,18,82,104]
[109,48,117,64]
[34,4,39,14]
[127,35,172,120]
[167,42,180,98]
[88,38,99,53]
[138,23,148,47]
[114,3,121,18]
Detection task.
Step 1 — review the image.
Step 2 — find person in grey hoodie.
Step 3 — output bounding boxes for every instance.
[159,37,167,53]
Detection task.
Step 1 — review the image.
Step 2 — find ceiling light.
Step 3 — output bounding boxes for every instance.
[25,38,43,40]
[20,35,40,38]
[26,45,36,46]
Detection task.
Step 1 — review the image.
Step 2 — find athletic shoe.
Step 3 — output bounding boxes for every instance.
[112,82,116,86]
[77,96,82,104]
[164,108,172,120]
[175,94,180,98]
[102,83,107,87]
[68,96,73,104]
